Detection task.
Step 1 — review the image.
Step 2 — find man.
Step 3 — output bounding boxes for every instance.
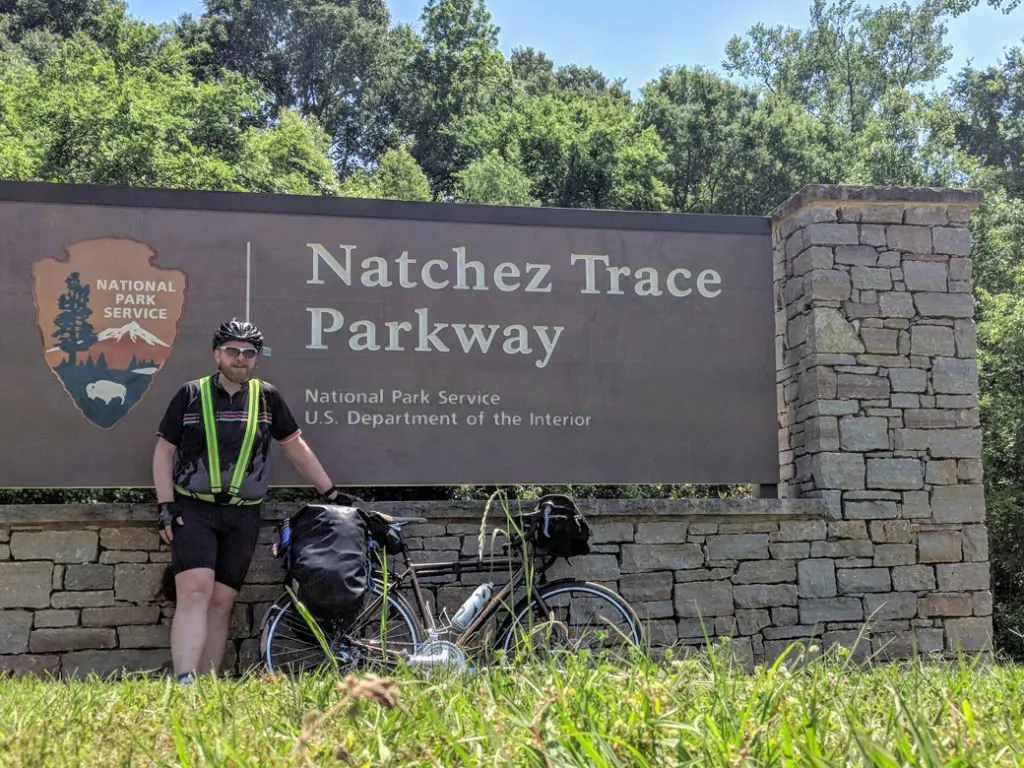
[153,318,342,683]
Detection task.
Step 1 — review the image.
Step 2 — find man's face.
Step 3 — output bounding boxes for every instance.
[214,341,258,384]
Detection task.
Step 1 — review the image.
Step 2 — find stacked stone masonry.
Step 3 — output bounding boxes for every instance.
[5,503,842,677]
[771,185,992,659]
[0,496,990,679]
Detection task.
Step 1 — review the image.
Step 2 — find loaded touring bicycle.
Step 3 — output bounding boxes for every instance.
[258,493,644,674]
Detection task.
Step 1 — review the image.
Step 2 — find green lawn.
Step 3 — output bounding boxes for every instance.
[1,644,1022,767]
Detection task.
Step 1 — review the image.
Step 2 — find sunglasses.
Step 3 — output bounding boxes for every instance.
[220,345,259,359]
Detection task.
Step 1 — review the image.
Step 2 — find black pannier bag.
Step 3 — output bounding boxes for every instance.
[285,503,370,625]
[530,494,592,558]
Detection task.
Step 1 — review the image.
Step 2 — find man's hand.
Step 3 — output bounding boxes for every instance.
[320,486,363,505]
[158,502,184,544]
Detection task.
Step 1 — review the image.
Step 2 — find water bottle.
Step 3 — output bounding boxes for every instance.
[449,582,494,632]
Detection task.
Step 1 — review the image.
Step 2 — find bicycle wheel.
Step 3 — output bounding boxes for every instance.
[497,579,643,661]
[260,579,423,676]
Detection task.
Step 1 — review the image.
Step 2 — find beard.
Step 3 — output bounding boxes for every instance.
[218,360,251,384]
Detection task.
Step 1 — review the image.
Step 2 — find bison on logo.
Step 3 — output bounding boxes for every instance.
[32,237,188,429]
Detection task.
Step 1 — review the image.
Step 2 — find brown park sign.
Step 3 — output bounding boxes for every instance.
[0,181,778,488]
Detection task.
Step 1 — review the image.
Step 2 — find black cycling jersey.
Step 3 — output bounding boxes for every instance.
[156,372,301,501]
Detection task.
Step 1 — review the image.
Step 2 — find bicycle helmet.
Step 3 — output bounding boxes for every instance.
[212,318,264,353]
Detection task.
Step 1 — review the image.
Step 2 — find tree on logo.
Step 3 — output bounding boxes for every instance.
[52,271,97,367]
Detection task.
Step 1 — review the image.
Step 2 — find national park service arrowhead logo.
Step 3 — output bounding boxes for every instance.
[32,237,188,429]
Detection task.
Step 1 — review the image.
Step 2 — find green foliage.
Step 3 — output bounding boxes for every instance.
[237,109,340,196]
[0,4,339,194]
[950,52,1024,664]
[970,186,1024,657]
[949,43,1024,196]
[398,0,511,197]
[0,0,120,41]
[638,67,842,214]
[179,0,408,176]
[0,649,1022,765]
[339,143,432,201]
[845,86,972,186]
[454,149,538,206]
[720,0,971,195]
[724,0,953,132]
[455,88,670,210]
[938,0,1020,13]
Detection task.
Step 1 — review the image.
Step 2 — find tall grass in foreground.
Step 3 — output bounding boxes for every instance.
[2,643,1024,767]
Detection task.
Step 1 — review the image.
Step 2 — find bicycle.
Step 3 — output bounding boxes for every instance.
[257,493,644,675]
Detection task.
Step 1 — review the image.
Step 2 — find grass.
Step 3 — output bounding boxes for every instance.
[2,642,1024,767]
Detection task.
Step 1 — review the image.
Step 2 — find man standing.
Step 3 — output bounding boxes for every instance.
[153,318,342,683]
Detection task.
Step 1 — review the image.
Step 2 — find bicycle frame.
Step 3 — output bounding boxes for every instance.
[369,540,558,643]
[263,498,573,669]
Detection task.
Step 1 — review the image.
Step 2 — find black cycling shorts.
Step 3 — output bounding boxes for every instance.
[170,494,262,591]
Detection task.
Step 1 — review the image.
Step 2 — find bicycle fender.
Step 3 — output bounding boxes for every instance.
[494,579,636,648]
[257,593,293,658]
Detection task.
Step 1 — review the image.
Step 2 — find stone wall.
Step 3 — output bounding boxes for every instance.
[0,183,995,679]
[771,185,992,656]
[1,498,831,678]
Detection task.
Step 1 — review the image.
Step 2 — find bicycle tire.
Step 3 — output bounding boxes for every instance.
[496,579,644,660]
[260,579,423,675]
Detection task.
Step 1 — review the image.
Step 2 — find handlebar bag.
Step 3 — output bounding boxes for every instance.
[530,494,592,558]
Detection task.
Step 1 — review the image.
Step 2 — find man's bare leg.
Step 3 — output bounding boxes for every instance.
[196,582,239,675]
[171,567,215,677]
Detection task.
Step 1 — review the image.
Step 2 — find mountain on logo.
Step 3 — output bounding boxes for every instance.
[96,321,170,347]
[84,322,173,370]
[47,321,173,370]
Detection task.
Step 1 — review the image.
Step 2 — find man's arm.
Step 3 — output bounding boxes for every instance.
[153,386,188,543]
[153,437,177,504]
[266,384,336,496]
[280,434,335,495]
[154,436,183,544]
[153,386,186,504]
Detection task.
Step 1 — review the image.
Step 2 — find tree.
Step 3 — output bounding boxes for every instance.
[398,0,510,198]
[453,149,538,206]
[0,0,120,41]
[339,144,432,201]
[52,272,97,367]
[638,66,841,214]
[717,0,965,195]
[179,0,410,177]
[639,67,754,213]
[963,182,1024,657]
[509,47,557,97]
[237,109,340,195]
[845,85,971,187]
[937,0,1020,13]
[0,3,340,195]
[724,0,953,131]
[949,44,1024,196]
[455,88,669,211]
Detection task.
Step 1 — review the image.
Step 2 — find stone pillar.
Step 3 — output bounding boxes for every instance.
[771,185,992,655]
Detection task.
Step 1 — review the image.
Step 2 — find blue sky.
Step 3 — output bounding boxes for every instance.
[126,0,1024,95]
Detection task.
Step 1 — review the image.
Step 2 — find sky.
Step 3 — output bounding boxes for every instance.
[125,0,1024,95]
